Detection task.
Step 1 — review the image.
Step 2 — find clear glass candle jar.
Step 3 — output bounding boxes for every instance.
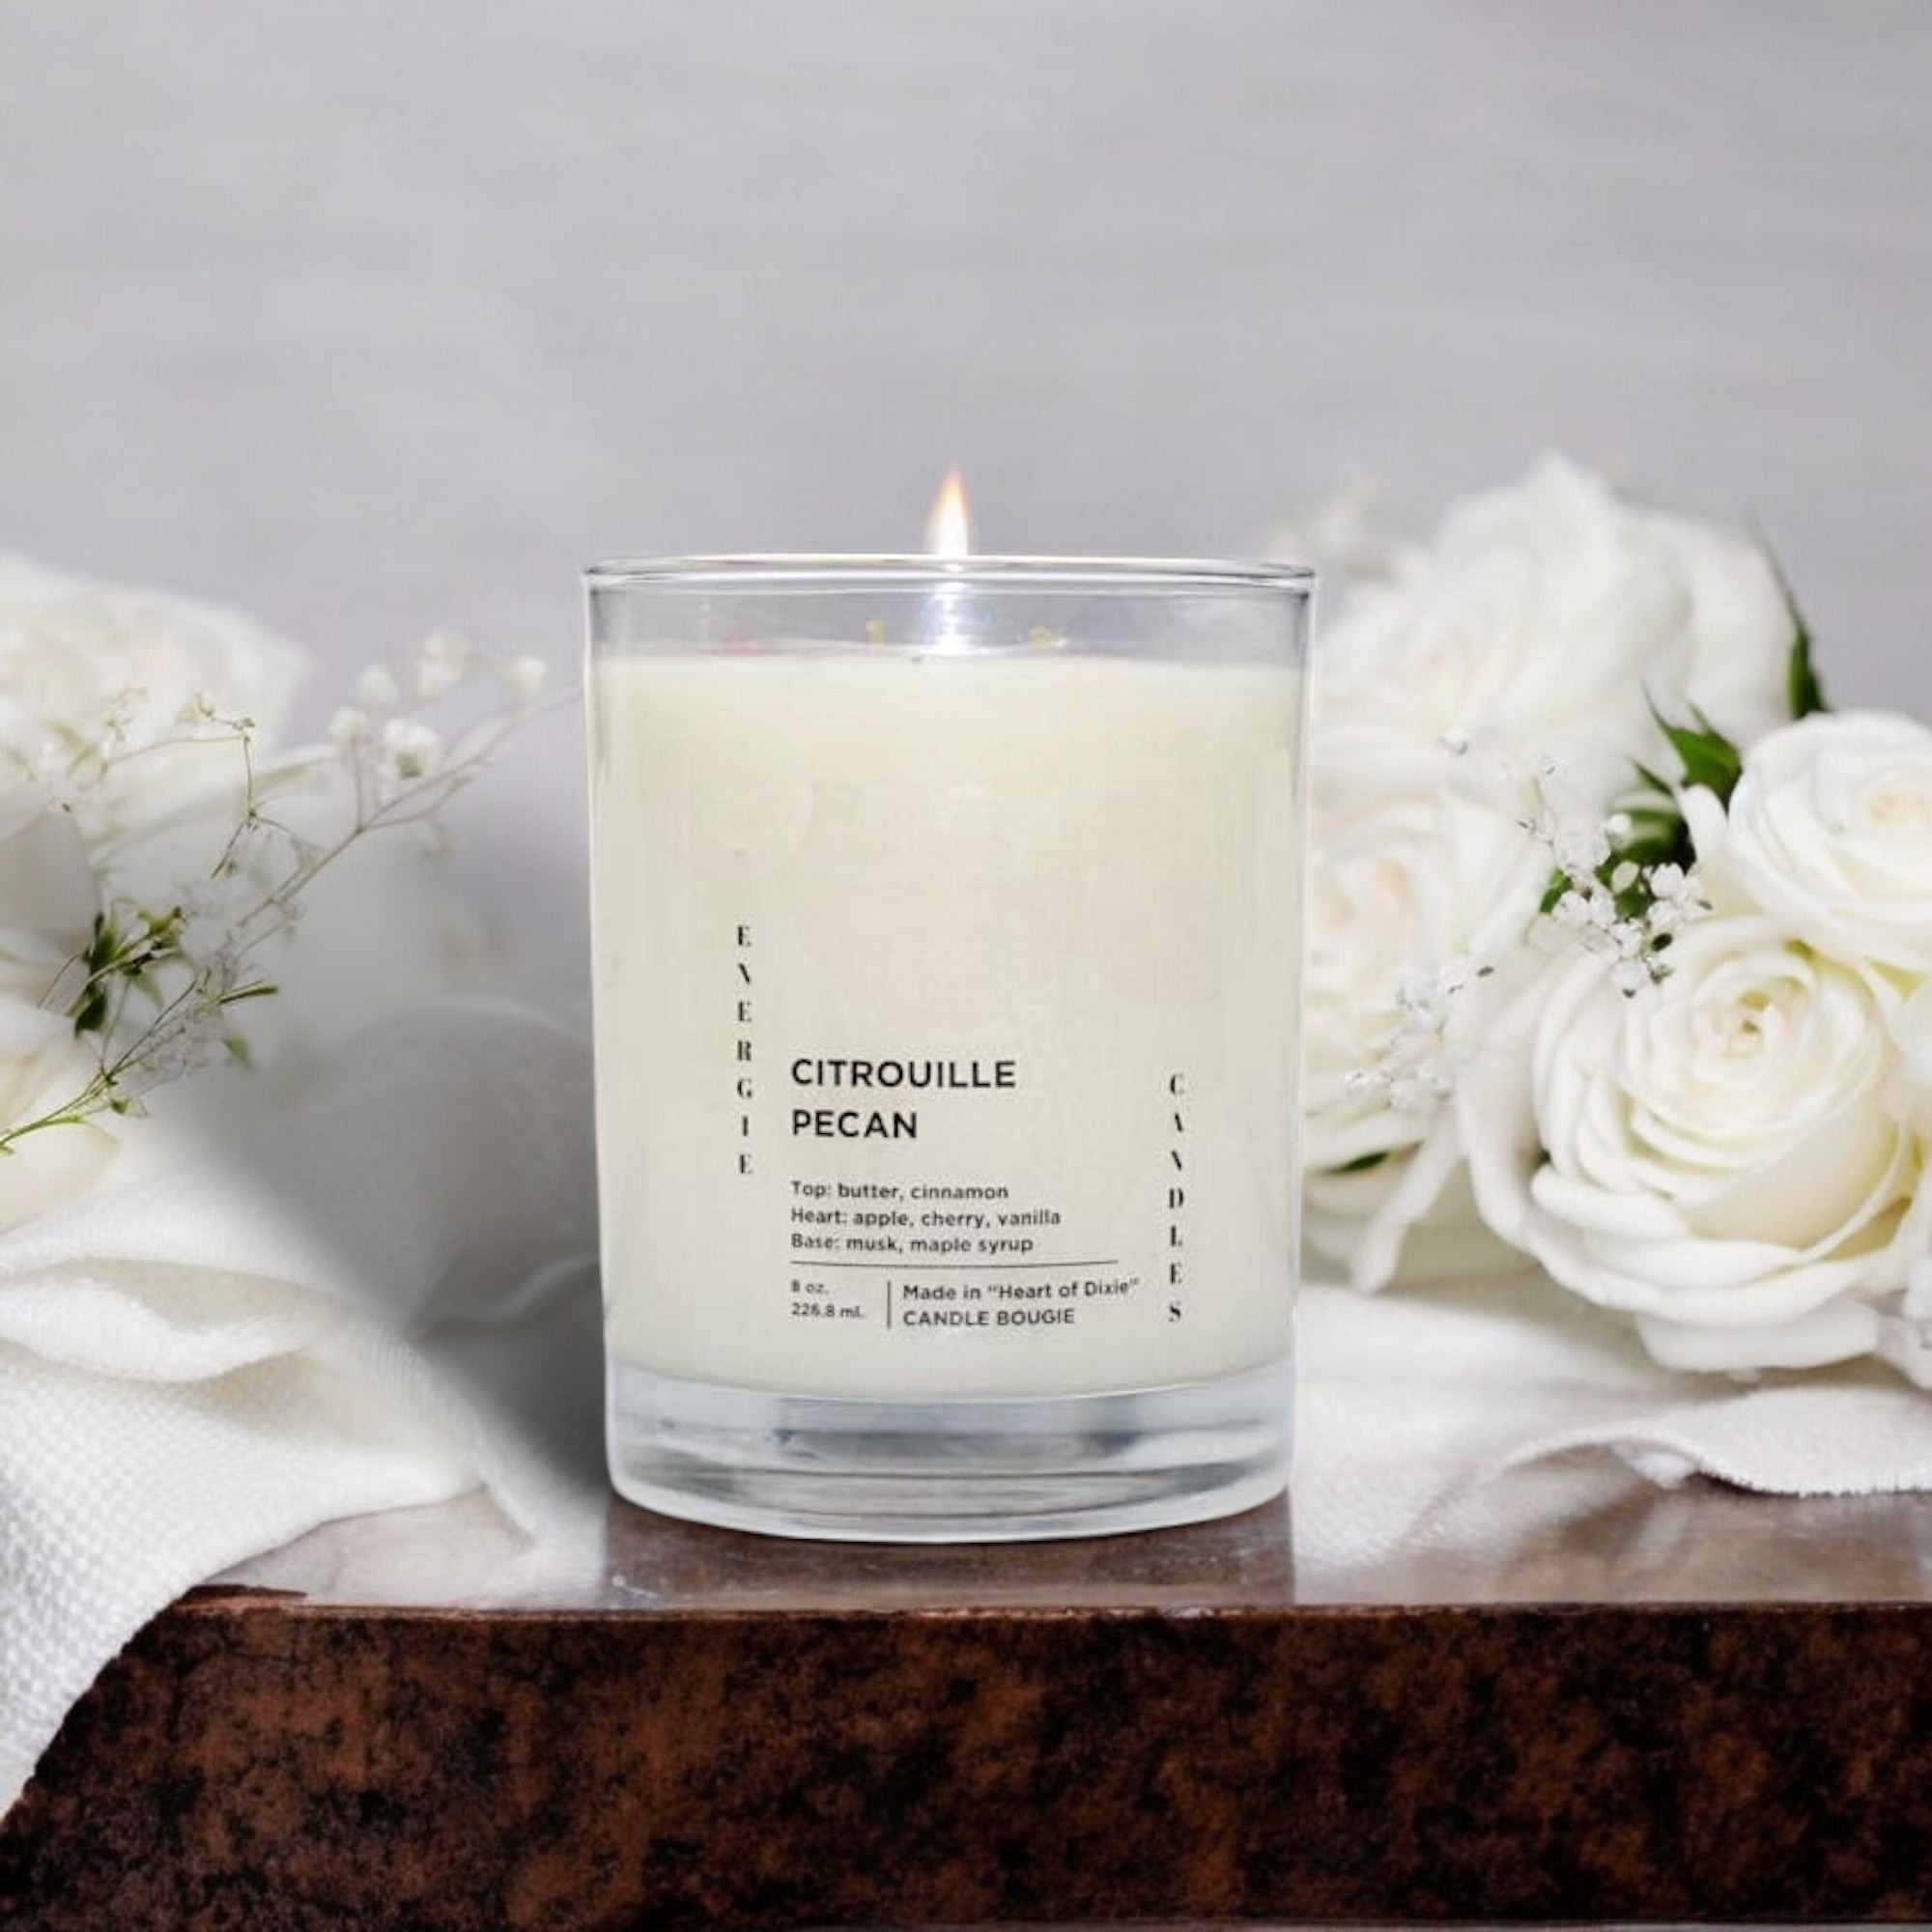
[584,556,1312,1541]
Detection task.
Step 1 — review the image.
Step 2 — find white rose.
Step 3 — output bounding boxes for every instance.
[1318,457,1689,810]
[1303,779,1549,1288]
[1885,984,1932,1383]
[0,999,119,1230]
[1893,980,1932,1133]
[1696,711,1932,978]
[0,787,98,996]
[1298,458,1801,1298]
[0,554,307,845]
[1305,1144,1528,1295]
[1648,511,1797,747]
[0,788,124,1219]
[1463,912,1930,1373]
[1315,456,1793,816]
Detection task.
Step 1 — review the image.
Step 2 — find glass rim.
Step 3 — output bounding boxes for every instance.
[583,554,1315,593]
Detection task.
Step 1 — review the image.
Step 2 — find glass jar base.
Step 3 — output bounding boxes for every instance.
[607,1358,1291,1543]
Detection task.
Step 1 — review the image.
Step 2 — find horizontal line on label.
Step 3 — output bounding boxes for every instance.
[805,1260,1122,1271]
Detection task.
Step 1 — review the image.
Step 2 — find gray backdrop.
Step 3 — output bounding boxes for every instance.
[3,1,1928,981]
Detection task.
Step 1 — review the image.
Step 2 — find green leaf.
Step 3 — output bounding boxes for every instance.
[1613,803,1692,867]
[1657,716,1744,803]
[1616,830,1686,869]
[1540,870,1569,916]
[71,985,109,1036]
[1788,617,1826,719]
[1622,805,1684,836]
[1752,528,1828,718]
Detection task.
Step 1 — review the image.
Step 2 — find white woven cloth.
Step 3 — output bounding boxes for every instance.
[1293,1275,1932,1592]
[4,1009,1931,1816]
[0,1006,599,1814]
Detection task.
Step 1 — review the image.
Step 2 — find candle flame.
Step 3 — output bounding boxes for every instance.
[924,468,973,557]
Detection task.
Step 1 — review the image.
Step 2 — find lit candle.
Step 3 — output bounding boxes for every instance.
[585,479,1311,1541]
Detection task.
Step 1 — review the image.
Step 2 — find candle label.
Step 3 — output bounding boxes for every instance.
[591,656,1301,1401]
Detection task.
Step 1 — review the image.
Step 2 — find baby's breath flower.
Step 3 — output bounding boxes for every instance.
[1553,822,1611,876]
[381,717,442,782]
[174,872,258,973]
[1531,769,1711,994]
[356,664,401,708]
[1610,956,1652,997]
[114,1007,229,1100]
[1549,890,1594,932]
[100,688,144,751]
[412,633,473,701]
[0,627,551,1160]
[1347,954,1485,1114]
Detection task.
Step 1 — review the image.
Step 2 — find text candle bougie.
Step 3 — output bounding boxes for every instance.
[585,549,1311,1541]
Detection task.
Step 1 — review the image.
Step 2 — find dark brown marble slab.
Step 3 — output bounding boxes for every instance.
[6,1486,1932,1929]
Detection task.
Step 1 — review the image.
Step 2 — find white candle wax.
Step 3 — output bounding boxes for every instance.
[589,648,1302,1402]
